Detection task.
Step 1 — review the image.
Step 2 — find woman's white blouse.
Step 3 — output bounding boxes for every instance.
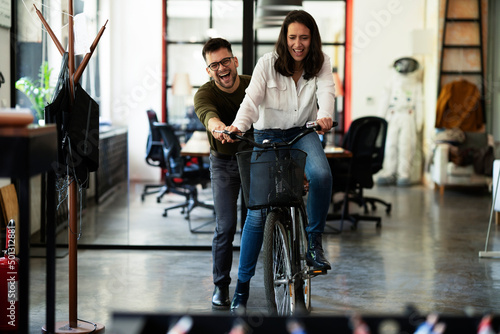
[232,51,336,132]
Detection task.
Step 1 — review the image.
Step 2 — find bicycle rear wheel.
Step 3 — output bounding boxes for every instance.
[263,210,295,316]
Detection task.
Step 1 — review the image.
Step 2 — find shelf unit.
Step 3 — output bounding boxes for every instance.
[438,0,486,116]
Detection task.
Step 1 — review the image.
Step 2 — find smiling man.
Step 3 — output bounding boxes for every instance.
[193,38,251,310]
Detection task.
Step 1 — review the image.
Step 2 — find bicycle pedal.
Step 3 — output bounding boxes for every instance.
[308,268,328,276]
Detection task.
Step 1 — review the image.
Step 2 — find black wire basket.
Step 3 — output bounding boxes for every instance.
[236,148,307,210]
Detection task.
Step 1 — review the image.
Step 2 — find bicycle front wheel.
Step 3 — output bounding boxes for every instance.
[263,210,295,316]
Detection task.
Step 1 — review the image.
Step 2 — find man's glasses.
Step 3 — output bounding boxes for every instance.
[207,57,234,71]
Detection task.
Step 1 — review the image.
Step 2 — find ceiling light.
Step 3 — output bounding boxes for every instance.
[254,0,303,29]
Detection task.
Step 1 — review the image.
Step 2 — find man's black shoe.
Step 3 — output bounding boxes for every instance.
[306,233,331,270]
[212,285,230,310]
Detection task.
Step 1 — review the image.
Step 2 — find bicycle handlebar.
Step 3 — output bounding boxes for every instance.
[214,121,338,149]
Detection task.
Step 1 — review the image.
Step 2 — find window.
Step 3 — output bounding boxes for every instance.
[166,0,244,123]
[165,0,346,140]
[254,1,346,142]
[14,0,101,121]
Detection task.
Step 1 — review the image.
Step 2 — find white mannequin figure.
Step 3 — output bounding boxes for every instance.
[376,57,424,186]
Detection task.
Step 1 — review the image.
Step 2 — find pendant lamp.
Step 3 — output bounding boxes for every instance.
[254,0,303,29]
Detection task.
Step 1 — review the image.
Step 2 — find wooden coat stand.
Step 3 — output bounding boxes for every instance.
[35,2,107,333]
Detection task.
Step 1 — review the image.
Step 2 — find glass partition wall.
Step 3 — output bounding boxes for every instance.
[253,1,346,142]
[12,0,346,248]
[11,0,122,250]
[158,0,346,248]
[166,1,244,124]
[166,0,345,127]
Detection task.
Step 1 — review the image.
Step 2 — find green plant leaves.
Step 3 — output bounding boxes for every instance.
[15,62,54,120]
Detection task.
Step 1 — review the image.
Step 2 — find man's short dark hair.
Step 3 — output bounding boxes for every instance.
[202,38,233,61]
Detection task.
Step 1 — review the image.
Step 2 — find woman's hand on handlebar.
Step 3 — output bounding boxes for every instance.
[223,125,241,143]
[316,117,334,135]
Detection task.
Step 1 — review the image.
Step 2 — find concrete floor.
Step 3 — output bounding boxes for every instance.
[27,180,500,333]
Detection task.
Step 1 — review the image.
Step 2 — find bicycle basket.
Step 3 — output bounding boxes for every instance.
[236,148,307,210]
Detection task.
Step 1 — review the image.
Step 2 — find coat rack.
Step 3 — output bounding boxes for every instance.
[35,2,107,333]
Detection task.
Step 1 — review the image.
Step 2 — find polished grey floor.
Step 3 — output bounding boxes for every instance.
[28,180,500,333]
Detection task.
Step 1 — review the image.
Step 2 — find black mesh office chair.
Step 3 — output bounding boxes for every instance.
[154,122,214,232]
[330,116,392,231]
[141,109,169,202]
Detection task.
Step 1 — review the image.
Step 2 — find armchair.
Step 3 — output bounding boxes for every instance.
[430,129,494,195]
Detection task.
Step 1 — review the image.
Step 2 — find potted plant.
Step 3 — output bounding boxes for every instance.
[15,62,53,124]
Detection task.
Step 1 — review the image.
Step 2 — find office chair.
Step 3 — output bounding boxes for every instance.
[141,109,170,202]
[154,122,215,233]
[330,116,392,231]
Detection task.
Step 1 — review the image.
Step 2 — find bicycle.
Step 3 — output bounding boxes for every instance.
[215,121,337,316]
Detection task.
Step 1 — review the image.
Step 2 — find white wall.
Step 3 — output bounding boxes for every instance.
[0,27,10,108]
[101,0,163,182]
[422,0,440,158]
[350,0,439,182]
[351,0,437,118]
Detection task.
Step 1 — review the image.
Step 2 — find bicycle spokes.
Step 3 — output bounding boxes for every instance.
[263,211,295,316]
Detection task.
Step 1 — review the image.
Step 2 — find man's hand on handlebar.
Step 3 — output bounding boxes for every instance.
[223,125,241,143]
[209,118,231,144]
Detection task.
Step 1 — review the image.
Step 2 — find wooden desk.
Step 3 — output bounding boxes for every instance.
[180,135,351,230]
[181,130,210,157]
[324,145,352,158]
[0,124,58,334]
[180,134,352,159]
[179,131,248,229]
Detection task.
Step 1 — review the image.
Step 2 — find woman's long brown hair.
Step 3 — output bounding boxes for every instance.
[274,10,324,80]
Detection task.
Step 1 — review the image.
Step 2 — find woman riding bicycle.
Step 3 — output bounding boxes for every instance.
[222,10,336,314]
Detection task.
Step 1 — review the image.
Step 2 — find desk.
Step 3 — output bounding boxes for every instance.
[181,133,352,159]
[180,134,351,230]
[180,130,210,157]
[0,125,57,333]
[324,145,352,159]
[180,131,247,229]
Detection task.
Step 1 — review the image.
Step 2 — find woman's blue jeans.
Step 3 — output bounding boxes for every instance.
[237,127,332,283]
